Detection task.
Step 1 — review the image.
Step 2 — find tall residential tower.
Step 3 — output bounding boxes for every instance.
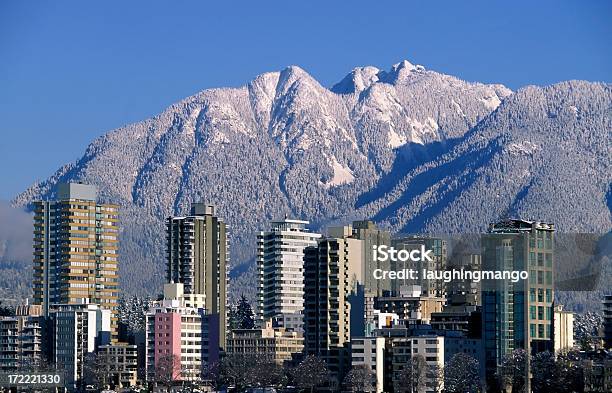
[33,183,119,335]
[257,218,320,332]
[166,203,228,349]
[303,225,364,386]
[481,219,555,390]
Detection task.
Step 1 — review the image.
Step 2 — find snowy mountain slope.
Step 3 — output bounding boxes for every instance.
[352,81,611,235]
[12,62,611,297]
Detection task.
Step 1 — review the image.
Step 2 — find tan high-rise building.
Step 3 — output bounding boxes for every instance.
[32,183,119,336]
[303,225,364,387]
[166,203,228,350]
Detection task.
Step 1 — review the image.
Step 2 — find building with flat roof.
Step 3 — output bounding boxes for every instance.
[351,220,391,296]
[481,219,555,391]
[0,304,47,372]
[145,283,219,382]
[391,236,447,297]
[257,218,321,332]
[351,337,385,393]
[553,304,574,352]
[97,343,138,389]
[166,203,228,350]
[49,303,112,391]
[386,334,444,393]
[226,319,304,364]
[33,183,119,337]
[374,292,445,325]
[303,225,364,387]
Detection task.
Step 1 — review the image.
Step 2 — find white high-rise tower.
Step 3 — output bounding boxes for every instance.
[257,218,320,332]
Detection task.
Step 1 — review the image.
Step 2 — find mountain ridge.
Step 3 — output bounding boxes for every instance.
[10,61,611,298]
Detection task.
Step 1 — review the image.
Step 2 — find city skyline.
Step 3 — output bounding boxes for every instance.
[0,181,610,392]
[1,1,610,388]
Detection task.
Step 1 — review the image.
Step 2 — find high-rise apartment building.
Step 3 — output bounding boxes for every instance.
[33,183,119,335]
[166,203,228,349]
[303,225,364,386]
[391,236,447,297]
[481,219,555,389]
[352,220,391,296]
[0,304,47,371]
[50,303,112,390]
[257,218,320,332]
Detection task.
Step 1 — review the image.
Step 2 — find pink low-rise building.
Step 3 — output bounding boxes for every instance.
[145,284,220,382]
[153,312,182,380]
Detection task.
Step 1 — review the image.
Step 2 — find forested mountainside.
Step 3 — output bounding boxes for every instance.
[10,60,611,303]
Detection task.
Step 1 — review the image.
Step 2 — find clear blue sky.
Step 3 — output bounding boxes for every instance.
[1,0,610,200]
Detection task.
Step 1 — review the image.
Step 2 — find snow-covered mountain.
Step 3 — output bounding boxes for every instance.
[12,61,611,297]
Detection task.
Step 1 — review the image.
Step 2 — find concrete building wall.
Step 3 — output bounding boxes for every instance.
[166,204,228,350]
[553,305,574,352]
[304,227,364,387]
[33,183,119,337]
[351,337,385,393]
[257,218,320,332]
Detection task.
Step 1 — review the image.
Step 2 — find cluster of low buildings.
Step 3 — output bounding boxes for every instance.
[0,182,611,392]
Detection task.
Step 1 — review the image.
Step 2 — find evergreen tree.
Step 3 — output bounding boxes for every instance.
[444,353,481,393]
[229,295,255,330]
[0,301,13,317]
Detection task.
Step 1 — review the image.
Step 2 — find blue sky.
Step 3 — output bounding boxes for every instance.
[0,0,610,200]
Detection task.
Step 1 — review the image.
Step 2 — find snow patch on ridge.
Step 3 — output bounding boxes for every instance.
[321,156,355,188]
[506,141,540,156]
[388,129,408,148]
[480,94,502,110]
[451,99,466,117]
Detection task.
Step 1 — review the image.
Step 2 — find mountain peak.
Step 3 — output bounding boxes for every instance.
[392,59,418,72]
[331,66,381,94]
[332,60,427,94]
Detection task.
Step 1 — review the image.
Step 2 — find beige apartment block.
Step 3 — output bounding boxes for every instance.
[33,183,119,337]
[226,319,304,364]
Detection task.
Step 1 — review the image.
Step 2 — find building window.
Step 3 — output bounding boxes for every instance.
[538,289,544,302]
[530,271,536,285]
[545,254,552,267]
